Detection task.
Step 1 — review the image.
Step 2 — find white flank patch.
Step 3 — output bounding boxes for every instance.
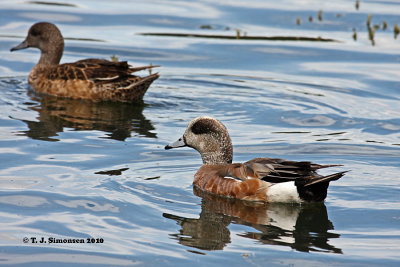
[224,176,242,181]
[267,182,302,203]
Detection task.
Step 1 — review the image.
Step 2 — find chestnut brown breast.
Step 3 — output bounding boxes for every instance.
[194,165,269,202]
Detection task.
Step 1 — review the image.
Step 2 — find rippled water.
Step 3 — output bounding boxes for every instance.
[0,0,399,266]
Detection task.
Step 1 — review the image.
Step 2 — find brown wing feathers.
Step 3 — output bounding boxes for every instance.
[47,59,158,82]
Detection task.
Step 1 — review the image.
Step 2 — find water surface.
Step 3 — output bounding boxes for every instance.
[0,0,399,266]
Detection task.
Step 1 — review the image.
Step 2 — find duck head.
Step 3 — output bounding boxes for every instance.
[11,22,64,66]
[166,116,233,165]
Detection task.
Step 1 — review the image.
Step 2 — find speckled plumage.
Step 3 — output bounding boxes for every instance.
[11,22,159,102]
[166,116,347,203]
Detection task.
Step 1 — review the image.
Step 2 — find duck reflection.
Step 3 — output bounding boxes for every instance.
[20,92,156,141]
[163,187,342,253]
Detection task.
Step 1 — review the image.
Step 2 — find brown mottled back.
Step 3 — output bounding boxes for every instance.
[47,59,132,81]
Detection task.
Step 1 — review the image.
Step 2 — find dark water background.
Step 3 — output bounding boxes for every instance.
[0,0,399,266]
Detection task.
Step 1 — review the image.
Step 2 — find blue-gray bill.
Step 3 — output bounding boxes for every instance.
[165,137,186,150]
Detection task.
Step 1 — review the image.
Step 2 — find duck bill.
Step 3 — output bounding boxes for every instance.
[10,40,28,52]
[165,137,186,150]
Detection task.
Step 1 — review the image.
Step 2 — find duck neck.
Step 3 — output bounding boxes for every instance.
[201,147,233,165]
[38,40,64,66]
[200,132,233,165]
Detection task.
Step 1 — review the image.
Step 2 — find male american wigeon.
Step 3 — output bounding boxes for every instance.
[165,116,347,203]
[10,22,159,102]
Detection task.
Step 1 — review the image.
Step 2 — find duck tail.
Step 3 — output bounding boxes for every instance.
[304,171,348,187]
[129,65,160,73]
[310,163,343,171]
[124,72,160,90]
[113,72,159,101]
[296,171,348,202]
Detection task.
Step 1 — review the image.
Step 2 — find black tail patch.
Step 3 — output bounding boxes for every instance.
[296,171,348,202]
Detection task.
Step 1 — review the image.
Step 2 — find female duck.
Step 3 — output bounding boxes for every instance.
[165,116,346,203]
[10,22,159,102]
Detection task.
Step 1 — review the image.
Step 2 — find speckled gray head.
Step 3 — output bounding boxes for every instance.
[165,116,233,165]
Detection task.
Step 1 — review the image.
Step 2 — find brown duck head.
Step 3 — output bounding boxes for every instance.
[11,22,64,66]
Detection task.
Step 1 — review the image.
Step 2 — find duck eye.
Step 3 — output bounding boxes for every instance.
[30,29,40,36]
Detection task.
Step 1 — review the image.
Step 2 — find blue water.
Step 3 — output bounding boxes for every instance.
[0,0,399,266]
